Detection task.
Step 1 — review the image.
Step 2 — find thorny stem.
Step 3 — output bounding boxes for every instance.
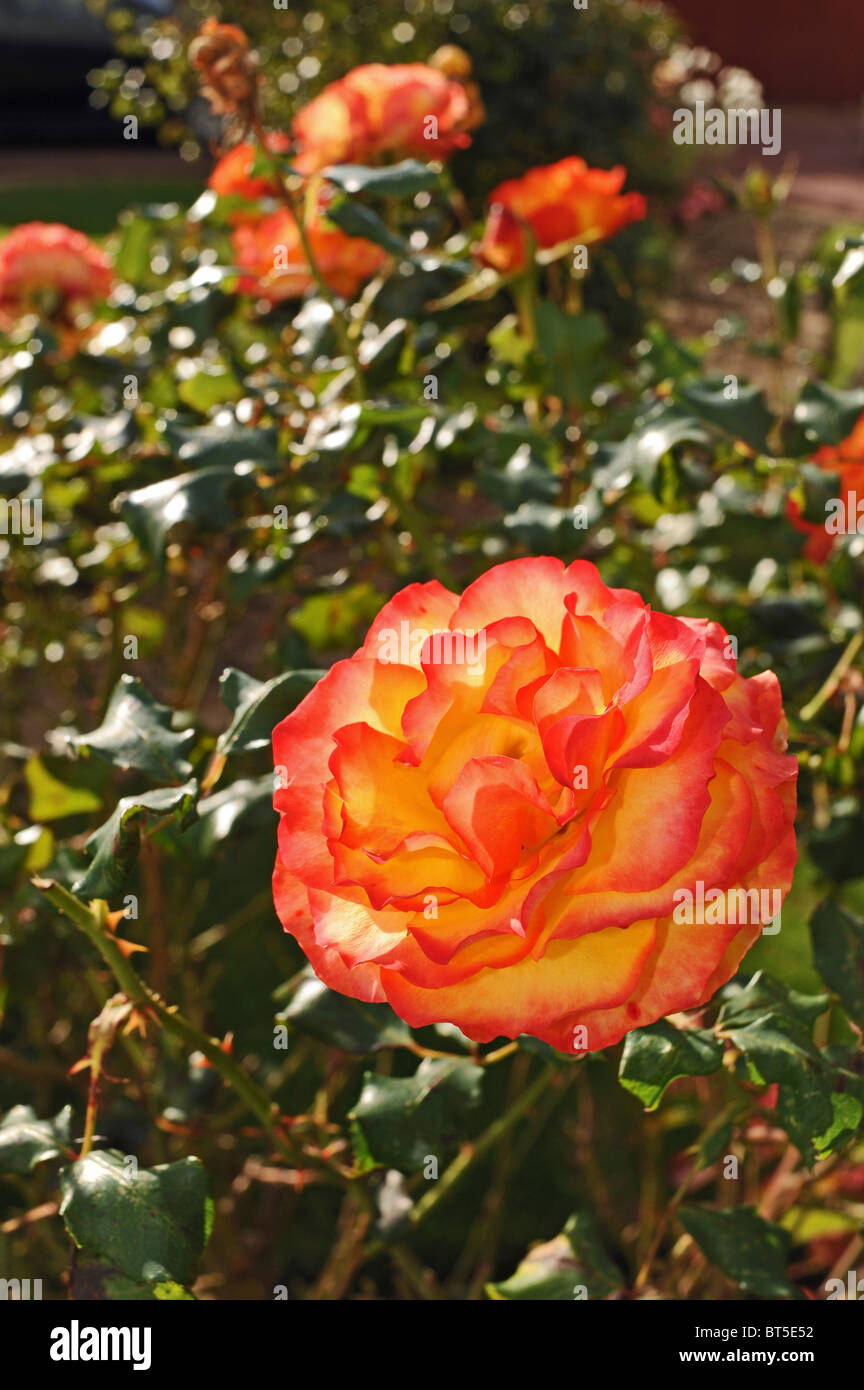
[800,629,863,722]
[35,878,314,1174]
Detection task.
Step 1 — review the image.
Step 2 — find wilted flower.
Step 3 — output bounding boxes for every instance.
[189,19,259,128]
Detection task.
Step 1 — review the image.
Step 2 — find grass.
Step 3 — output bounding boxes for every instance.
[0,179,200,235]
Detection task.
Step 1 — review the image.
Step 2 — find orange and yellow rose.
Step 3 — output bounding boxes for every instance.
[231,194,387,302]
[787,412,864,563]
[477,157,647,274]
[0,222,114,352]
[272,557,797,1052]
[291,61,480,173]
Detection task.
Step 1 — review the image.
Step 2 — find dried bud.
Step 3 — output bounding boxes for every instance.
[428,44,473,81]
[189,19,258,124]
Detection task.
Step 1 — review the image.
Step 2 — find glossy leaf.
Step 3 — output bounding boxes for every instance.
[323,160,440,197]
[677,1205,801,1299]
[487,1212,623,1301]
[62,675,194,784]
[73,780,199,898]
[59,1151,212,1288]
[619,1020,723,1110]
[0,1105,72,1174]
[350,1057,484,1173]
[276,969,411,1054]
[217,667,322,756]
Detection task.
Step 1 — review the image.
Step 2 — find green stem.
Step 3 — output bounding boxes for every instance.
[35,879,307,1171]
[800,630,863,723]
[513,274,539,352]
[408,1062,558,1230]
[252,116,363,391]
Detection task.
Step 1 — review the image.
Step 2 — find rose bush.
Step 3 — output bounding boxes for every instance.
[3,13,864,1310]
[273,557,797,1050]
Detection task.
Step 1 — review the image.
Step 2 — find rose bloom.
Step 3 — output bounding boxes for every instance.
[0,222,114,349]
[208,135,293,205]
[291,62,479,173]
[272,557,797,1051]
[787,412,864,562]
[231,195,387,302]
[477,157,647,274]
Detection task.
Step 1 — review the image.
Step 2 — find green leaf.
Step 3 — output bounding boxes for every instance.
[0,1105,72,1173]
[619,1020,724,1110]
[796,460,841,525]
[718,972,828,1029]
[25,755,102,822]
[486,1212,623,1301]
[324,197,408,257]
[812,1090,864,1160]
[64,411,136,463]
[676,378,775,452]
[0,436,56,491]
[718,973,839,1159]
[598,404,711,490]
[793,380,864,446]
[810,900,864,1024]
[724,1015,823,1087]
[60,1151,212,1288]
[116,463,259,567]
[276,968,411,1054]
[477,444,560,509]
[177,364,243,414]
[288,583,383,650]
[114,213,154,282]
[162,421,279,469]
[217,667,322,757]
[73,780,199,898]
[349,1057,484,1173]
[696,1116,735,1170]
[62,675,194,783]
[677,1205,801,1299]
[535,303,608,408]
[323,160,440,197]
[357,318,407,381]
[195,776,273,852]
